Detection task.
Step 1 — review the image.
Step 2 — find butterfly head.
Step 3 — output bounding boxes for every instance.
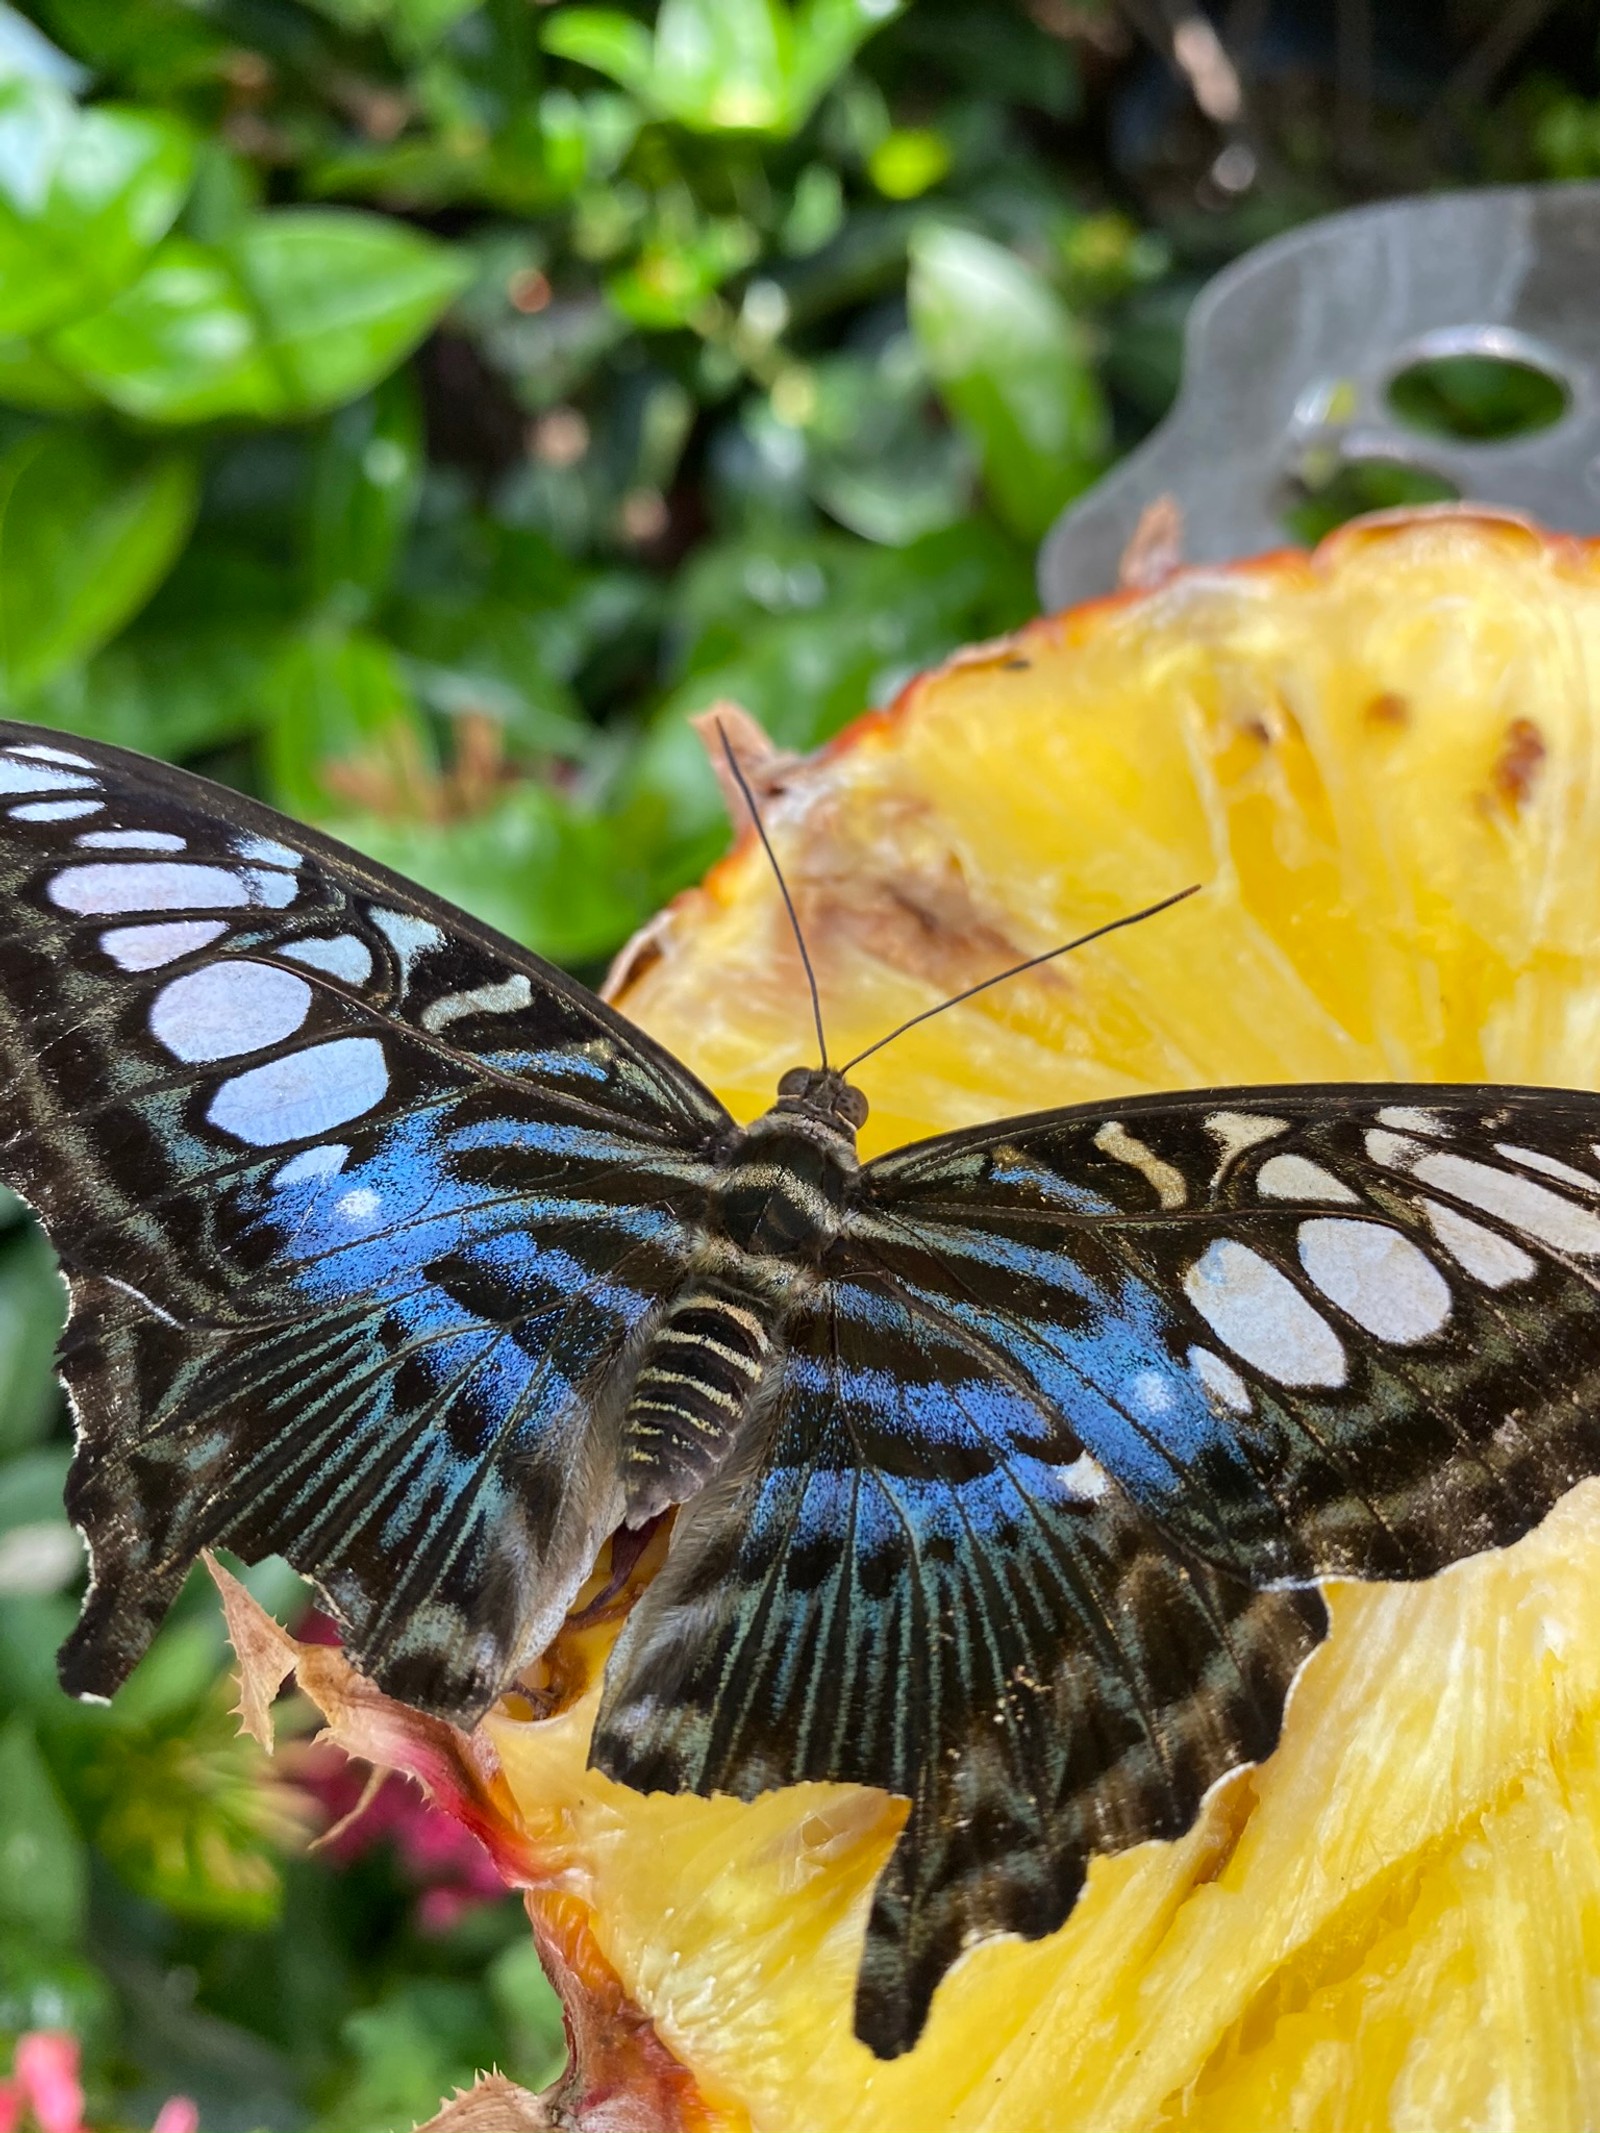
[773,1065,869,1139]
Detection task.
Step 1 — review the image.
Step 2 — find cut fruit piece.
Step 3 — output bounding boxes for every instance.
[243,510,1600,2131]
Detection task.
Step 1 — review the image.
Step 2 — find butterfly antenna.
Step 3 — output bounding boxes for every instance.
[838,883,1201,1075]
[716,721,830,1070]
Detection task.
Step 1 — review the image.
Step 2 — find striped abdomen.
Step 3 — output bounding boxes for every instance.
[623,1287,770,1522]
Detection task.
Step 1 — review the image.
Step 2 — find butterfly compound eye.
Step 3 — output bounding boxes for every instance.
[835,1082,869,1129]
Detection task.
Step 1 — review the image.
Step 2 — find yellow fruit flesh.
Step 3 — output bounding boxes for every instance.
[387,511,1600,2130]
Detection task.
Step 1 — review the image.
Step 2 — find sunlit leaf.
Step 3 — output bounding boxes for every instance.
[0,423,198,698]
[0,78,193,337]
[0,332,95,410]
[909,220,1108,539]
[544,0,900,135]
[53,212,469,423]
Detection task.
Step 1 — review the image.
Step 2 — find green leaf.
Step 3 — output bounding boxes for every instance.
[0,1448,78,1599]
[307,368,424,616]
[330,782,649,965]
[545,0,899,134]
[0,424,198,698]
[909,222,1109,540]
[323,1980,504,2133]
[50,233,268,421]
[541,9,655,99]
[0,1222,65,1456]
[0,333,95,411]
[0,5,88,91]
[789,0,903,122]
[262,622,438,820]
[0,1715,87,1949]
[0,78,193,338]
[631,519,1031,881]
[53,212,470,424]
[606,214,759,328]
[78,1655,298,1930]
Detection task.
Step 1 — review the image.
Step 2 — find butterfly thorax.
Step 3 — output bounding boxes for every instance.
[620,1067,866,1524]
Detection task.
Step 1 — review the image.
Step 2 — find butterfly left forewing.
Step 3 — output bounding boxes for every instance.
[0,723,725,1719]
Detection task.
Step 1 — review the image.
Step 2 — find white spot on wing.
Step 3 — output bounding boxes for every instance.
[207,1036,388,1145]
[372,908,443,968]
[10,799,101,821]
[77,829,185,851]
[336,1187,381,1224]
[0,759,94,795]
[1377,1106,1448,1135]
[1418,1197,1536,1289]
[150,960,312,1063]
[1298,1217,1452,1344]
[1409,1151,1600,1256]
[1058,1452,1110,1502]
[1365,1128,1421,1172]
[100,920,227,971]
[1184,1239,1346,1387]
[1257,1153,1360,1204]
[237,835,302,869]
[1206,1110,1289,1160]
[10,744,93,768]
[1189,1344,1251,1414]
[1494,1143,1600,1194]
[420,973,533,1035]
[1093,1120,1186,1208]
[281,934,373,985]
[273,1144,349,1188]
[50,862,255,915]
[239,867,297,909]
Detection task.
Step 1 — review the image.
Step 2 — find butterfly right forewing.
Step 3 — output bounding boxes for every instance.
[860,1083,1600,1591]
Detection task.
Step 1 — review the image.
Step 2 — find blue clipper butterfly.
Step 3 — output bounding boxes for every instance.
[4,719,1600,2058]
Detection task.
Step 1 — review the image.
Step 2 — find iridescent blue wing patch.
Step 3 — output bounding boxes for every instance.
[0,723,727,1719]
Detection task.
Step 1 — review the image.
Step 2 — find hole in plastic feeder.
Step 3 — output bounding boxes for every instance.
[1387,351,1569,443]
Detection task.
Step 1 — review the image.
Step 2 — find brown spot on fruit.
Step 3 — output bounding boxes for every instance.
[1366,690,1411,728]
[1490,716,1547,813]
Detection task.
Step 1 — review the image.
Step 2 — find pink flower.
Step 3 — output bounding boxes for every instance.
[296,1743,507,1934]
[12,2035,83,2133]
[1,2035,195,2133]
[149,2103,199,2133]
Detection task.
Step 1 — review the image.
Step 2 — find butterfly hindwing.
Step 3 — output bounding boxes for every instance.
[593,1271,1328,2055]
[0,724,727,1718]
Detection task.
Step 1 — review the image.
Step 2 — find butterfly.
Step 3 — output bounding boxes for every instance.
[2,718,1600,2058]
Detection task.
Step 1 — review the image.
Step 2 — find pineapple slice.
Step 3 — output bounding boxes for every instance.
[249,510,1600,2131]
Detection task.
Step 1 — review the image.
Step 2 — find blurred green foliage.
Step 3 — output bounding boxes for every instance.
[0,0,1594,2123]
